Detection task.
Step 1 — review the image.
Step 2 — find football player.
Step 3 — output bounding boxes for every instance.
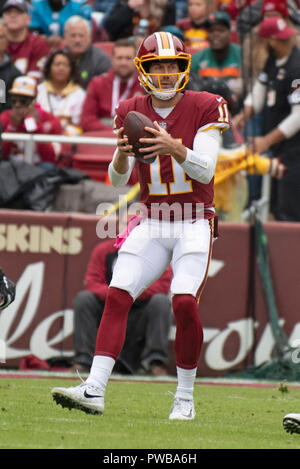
[52,32,230,420]
[0,268,15,310]
[283,413,300,435]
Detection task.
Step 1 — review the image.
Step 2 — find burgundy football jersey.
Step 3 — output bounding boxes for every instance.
[114,90,230,220]
[7,32,50,80]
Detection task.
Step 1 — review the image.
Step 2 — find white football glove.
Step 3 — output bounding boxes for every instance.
[269,158,286,179]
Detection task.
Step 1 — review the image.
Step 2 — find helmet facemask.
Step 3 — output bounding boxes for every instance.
[134,32,191,101]
[136,57,191,100]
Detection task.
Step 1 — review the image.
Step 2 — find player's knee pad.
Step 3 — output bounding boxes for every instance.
[95,287,133,359]
[172,294,203,368]
[110,232,170,300]
[110,252,162,300]
[172,294,198,322]
[170,272,202,297]
[172,294,203,340]
[109,254,145,299]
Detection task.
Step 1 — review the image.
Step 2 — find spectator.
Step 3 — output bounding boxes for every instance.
[174,0,188,21]
[0,20,21,113]
[81,39,144,132]
[2,0,50,81]
[242,0,299,93]
[261,0,290,17]
[1,75,63,169]
[103,0,176,41]
[63,16,111,89]
[233,17,300,221]
[159,24,185,42]
[36,49,86,137]
[92,0,114,15]
[216,0,241,20]
[191,11,243,107]
[239,0,296,204]
[29,0,92,50]
[236,0,300,43]
[176,0,210,51]
[71,237,172,376]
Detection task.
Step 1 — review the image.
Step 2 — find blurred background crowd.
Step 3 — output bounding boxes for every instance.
[0,0,300,223]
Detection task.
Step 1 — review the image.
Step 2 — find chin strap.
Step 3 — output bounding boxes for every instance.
[151,89,178,101]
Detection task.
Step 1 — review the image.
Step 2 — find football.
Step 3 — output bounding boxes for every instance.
[123,111,157,164]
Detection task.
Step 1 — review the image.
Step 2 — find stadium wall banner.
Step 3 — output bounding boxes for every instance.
[0,209,299,377]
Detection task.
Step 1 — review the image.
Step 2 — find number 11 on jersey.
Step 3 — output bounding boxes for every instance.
[217,102,229,123]
[148,155,193,196]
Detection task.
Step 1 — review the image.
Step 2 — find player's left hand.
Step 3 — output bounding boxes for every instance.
[0,269,16,310]
[139,121,175,159]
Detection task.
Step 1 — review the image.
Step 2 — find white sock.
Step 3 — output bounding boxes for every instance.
[175,366,197,400]
[85,355,115,394]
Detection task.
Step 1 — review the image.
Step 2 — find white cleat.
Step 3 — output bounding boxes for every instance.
[51,382,104,415]
[169,396,195,421]
[283,413,300,435]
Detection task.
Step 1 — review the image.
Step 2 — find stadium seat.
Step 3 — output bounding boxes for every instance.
[72,130,116,181]
[75,130,115,153]
[72,130,139,184]
[93,41,114,58]
[72,154,110,181]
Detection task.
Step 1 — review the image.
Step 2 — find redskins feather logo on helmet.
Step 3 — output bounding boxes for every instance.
[134,32,191,100]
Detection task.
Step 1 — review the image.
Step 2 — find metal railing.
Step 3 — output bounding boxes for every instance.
[2,132,117,163]
[1,132,271,221]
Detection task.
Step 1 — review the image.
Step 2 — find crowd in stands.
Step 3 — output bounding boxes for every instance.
[0,0,300,222]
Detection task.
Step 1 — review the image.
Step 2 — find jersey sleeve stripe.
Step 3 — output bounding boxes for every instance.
[198,122,230,132]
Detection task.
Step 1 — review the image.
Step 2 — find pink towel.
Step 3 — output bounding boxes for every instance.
[115,215,143,249]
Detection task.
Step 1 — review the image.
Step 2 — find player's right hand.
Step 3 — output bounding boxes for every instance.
[117,127,134,158]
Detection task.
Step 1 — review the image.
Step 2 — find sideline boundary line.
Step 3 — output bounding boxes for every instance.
[1,369,300,389]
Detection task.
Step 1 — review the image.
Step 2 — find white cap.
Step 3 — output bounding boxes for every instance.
[9,76,37,97]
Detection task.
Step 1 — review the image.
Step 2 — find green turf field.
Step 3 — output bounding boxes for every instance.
[0,376,300,449]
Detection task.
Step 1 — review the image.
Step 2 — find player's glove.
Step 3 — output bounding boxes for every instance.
[0,268,16,309]
[269,158,286,179]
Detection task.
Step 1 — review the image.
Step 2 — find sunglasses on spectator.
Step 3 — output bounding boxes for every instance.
[11,96,34,106]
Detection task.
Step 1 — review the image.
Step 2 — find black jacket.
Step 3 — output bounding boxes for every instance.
[0,54,21,114]
[0,160,88,211]
[103,0,176,41]
[66,44,112,89]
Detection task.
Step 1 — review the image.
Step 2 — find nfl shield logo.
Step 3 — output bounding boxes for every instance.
[158,122,167,129]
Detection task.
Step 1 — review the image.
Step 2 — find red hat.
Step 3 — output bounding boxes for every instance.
[261,0,289,18]
[258,17,296,39]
